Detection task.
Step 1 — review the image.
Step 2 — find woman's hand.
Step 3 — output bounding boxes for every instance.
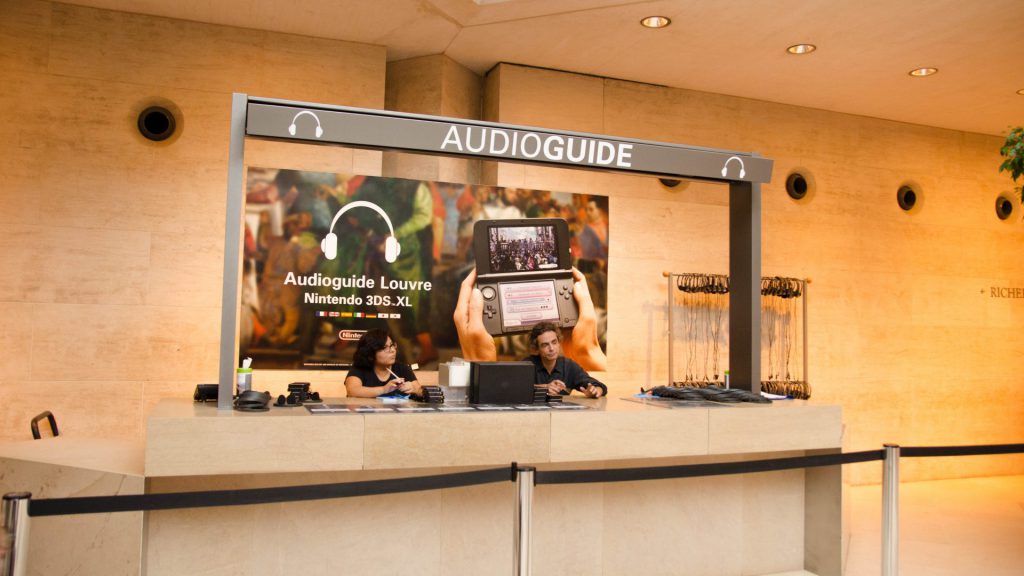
[453,268,497,361]
[559,268,608,372]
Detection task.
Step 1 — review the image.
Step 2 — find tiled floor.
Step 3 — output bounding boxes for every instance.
[844,475,1024,576]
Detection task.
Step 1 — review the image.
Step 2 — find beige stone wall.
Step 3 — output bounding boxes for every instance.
[383,54,482,184]
[0,1,385,440]
[2,3,1020,484]
[485,63,1024,483]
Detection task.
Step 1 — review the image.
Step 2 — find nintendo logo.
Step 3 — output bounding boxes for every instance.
[338,330,366,341]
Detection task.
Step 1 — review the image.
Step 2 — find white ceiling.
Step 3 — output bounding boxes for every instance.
[64,0,1024,136]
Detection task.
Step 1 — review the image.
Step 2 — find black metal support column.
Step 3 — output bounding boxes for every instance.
[729,180,761,393]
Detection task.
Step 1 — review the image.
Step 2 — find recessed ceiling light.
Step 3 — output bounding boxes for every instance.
[1017,88,1024,96]
[640,16,671,28]
[908,67,938,77]
[786,44,816,55]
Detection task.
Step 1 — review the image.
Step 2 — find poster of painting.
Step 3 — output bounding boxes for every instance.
[239,168,609,370]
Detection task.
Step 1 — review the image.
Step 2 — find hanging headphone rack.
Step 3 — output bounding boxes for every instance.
[663,272,811,399]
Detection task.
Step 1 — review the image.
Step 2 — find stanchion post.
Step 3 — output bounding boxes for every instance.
[666,272,674,386]
[3,492,31,576]
[882,444,900,576]
[514,466,535,576]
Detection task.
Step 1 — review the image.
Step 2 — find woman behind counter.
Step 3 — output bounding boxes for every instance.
[344,328,423,398]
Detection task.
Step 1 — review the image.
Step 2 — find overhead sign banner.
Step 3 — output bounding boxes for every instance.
[245,100,773,184]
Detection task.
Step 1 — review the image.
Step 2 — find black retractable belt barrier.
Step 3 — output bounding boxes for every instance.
[28,466,511,517]
[535,450,883,485]
[901,443,1024,458]
[11,443,1024,576]
[22,444,1024,518]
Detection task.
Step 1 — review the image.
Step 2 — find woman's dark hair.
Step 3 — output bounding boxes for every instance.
[352,328,392,369]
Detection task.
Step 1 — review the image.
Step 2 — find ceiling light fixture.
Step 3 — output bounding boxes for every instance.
[640,16,671,28]
[908,67,938,77]
[1017,88,1024,96]
[786,44,816,55]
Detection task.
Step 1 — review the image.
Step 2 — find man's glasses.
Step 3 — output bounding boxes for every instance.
[383,341,397,351]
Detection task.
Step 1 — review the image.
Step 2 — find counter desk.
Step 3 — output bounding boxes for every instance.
[2,395,844,576]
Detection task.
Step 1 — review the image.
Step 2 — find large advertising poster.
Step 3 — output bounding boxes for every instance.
[240,168,609,369]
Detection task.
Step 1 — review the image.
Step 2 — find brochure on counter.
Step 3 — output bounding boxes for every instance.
[306,402,589,414]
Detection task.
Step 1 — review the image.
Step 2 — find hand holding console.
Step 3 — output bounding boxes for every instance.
[453,268,498,362]
[472,218,579,336]
[454,266,607,372]
[557,268,607,371]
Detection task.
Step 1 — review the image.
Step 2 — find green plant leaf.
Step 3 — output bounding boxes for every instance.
[1000,126,1024,183]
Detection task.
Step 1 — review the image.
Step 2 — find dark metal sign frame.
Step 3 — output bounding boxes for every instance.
[219,93,770,408]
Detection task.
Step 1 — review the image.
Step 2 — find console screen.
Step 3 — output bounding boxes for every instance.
[487,225,559,273]
[498,280,560,329]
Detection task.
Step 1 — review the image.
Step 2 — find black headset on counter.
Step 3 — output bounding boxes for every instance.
[234,390,272,412]
[275,382,321,407]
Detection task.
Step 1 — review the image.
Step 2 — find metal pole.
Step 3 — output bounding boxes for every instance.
[882,444,900,576]
[2,492,31,576]
[514,467,535,576]
[218,92,249,410]
[802,279,809,384]
[666,272,674,386]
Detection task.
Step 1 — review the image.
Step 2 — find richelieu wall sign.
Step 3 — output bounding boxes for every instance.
[245,99,773,184]
[989,286,1024,298]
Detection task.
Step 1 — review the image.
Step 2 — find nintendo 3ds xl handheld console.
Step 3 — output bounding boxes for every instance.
[473,218,579,336]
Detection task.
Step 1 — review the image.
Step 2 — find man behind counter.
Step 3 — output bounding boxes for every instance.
[454,267,609,398]
[526,321,606,398]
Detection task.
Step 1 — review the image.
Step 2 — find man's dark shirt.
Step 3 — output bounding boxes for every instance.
[524,355,607,396]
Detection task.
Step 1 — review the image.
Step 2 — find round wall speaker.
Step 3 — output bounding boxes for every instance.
[785,172,809,200]
[995,195,1014,220]
[897,185,918,211]
[137,106,176,142]
[783,168,815,203]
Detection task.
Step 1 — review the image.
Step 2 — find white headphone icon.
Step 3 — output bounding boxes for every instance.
[288,110,323,138]
[721,156,746,179]
[321,200,401,263]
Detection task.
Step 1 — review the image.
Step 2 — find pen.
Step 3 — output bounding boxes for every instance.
[387,368,405,391]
